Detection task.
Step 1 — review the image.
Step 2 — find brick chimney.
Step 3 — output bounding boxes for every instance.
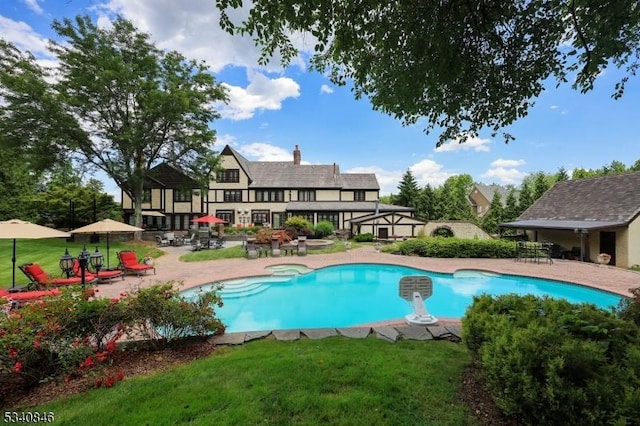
[293,145,301,165]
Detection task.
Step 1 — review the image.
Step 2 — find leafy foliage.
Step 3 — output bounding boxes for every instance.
[395,169,419,208]
[313,221,335,238]
[397,237,516,258]
[462,294,640,424]
[47,15,227,231]
[0,282,224,388]
[217,1,640,145]
[353,233,374,242]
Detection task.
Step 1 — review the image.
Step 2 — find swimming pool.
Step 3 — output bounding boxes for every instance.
[181,263,624,333]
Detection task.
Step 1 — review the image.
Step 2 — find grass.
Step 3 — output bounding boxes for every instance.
[35,338,474,425]
[0,238,164,288]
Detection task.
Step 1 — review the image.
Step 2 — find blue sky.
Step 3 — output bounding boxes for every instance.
[2,0,639,200]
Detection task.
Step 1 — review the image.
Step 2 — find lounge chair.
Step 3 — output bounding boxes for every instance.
[0,288,61,308]
[19,263,93,288]
[117,250,156,276]
[72,259,124,283]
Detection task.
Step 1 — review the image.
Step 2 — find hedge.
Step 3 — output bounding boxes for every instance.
[397,237,516,258]
[462,294,640,424]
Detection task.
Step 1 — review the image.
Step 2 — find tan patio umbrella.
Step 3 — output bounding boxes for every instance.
[70,219,144,269]
[0,219,71,288]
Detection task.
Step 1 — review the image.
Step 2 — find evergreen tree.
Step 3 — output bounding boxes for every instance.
[395,169,420,208]
[518,181,533,215]
[481,192,504,235]
[532,171,550,200]
[555,167,569,182]
[416,184,435,221]
[504,187,519,221]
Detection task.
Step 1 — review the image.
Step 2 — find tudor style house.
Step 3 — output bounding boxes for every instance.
[121,145,420,237]
[501,172,640,268]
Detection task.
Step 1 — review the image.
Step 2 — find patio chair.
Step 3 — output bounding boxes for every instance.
[117,250,156,276]
[156,234,170,247]
[19,263,90,288]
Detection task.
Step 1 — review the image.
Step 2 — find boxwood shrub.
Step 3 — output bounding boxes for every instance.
[462,294,640,424]
[397,237,516,258]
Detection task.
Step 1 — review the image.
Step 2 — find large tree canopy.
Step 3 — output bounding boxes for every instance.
[216,0,640,145]
[49,16,228,229]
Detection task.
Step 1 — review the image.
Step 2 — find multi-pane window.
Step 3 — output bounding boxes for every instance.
[251,210,270,226]
[223,190,242,202]
[174,189,192,202]
[298,190,316,201]
[217,169,240,183]
[317,212,339,230]
[216,211,233,223]
[142,189,152,203]
[354,190,366,201]
[255,190,284,202]
[272,212,287,229]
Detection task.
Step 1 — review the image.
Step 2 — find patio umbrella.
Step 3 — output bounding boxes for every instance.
[70,219,144,269]
[191,215,228,224]
[0,219,71,288]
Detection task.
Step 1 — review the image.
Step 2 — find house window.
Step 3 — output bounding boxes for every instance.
[142,189,151,203]
[255,190,284,202]
[174,189,192,202]
[354,191,366,201]
[272,212,287,229]
[252,210,270,226]
[298,190,316,201]
[217,169,240,183]
[224,190,242,202]
[216,210,233,224]
[317,212,339,229]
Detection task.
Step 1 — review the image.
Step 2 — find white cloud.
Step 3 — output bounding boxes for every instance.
[347,166,404,196]
[320,84,334,94]
[238,142,299,162]
[217,70,300,120]
[97,0,308,72]
[489,158,525,168]
[348,158,454,195]
[481,158,527,184]
[21,0,44,15]
[0,16,50,56]
[435,135,492,152]
[410,159,455,187]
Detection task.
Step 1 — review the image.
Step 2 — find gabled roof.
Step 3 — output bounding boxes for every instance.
[221,145,254,181]
[341,174,380,190]
[248,162,342,188]
[146,163,198,188]
[470,184,512,206]
[218,144,380,190]
[515,172,640,225]
[349,212,424,224]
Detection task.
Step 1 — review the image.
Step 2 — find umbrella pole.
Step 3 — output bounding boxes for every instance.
[11,239,16,289]
[107,233,110,269]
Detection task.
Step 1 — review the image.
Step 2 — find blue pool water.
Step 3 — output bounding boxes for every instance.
[181,263,624,333]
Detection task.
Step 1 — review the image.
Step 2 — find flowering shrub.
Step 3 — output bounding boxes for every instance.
[253,228,293,245]
[123,282,225,348]
[0,281,225,388]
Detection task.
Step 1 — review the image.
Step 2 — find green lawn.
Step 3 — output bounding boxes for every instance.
[0,238,164,288]
[35,338,474,425]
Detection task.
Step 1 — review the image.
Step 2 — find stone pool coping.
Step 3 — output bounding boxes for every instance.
[210,323,462,346]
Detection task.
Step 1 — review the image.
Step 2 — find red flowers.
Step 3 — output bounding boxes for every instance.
[13,361,23,373]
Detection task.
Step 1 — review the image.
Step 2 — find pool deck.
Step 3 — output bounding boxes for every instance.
[97,245,639,301]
